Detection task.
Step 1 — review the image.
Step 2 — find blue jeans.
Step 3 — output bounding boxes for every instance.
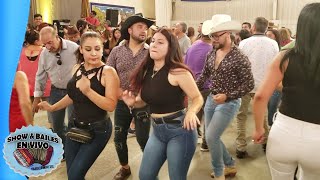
[204,95,241,177]
[48,86,74,153]
[267,90,282,126]
[139,113,197,180]
[65,117,112,180]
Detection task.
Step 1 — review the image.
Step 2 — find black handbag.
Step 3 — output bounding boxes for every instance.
[66,127,94,144]
[131,105,150,122]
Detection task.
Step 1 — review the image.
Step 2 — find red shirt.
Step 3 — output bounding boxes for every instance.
[19,47,51,97]
[85,16,100,26]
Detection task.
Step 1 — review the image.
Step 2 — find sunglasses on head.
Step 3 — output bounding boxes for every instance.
[56,53,62,65]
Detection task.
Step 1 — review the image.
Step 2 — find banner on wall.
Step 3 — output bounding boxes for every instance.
[90,3,135,26]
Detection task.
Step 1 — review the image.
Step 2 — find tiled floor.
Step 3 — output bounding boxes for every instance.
[30,110,271,180]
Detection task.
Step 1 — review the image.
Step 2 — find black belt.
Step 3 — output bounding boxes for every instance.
[152,109,185,124]
[51,85,67,91]
[73,118,108,128]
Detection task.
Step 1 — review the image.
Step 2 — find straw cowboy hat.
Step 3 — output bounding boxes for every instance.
[201,20,215,35]
[210,14,241,34]
[121,13,154,40]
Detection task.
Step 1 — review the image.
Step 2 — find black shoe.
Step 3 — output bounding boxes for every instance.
[262,143,267,152]
[236,149,248,159]
[200,143,209,152]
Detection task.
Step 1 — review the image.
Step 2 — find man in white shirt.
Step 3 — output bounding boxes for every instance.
[235,17,279,159]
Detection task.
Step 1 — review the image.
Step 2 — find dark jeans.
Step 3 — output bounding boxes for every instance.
[267,90,282,126]
[65,117,112,180]
[48,86,74,154]
[114,100,151,166]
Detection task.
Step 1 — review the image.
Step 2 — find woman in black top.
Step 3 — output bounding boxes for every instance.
[253,3,320,180]
[122,28,203,180]
[38,32,120,180]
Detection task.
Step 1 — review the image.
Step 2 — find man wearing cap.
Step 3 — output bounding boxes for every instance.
[185,20,213,152]
[197,14,254,180]
[106,14,154,180]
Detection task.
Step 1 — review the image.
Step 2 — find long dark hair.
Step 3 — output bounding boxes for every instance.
[280,3,320,88]
[130,28,192,92]
[24,30,39,45]
[75,32,103,64]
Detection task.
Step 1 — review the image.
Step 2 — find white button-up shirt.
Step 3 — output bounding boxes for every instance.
[239,35,279,93]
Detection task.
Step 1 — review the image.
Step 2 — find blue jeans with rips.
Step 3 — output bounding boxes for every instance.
[204,95,241,177]
[139,113,197,180]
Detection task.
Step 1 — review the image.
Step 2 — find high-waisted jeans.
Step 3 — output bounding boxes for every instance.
[139,113,197,180]
[65,117,112,180]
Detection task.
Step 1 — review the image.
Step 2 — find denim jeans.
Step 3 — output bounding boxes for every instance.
[139,113,197,180]
[204,95,241,177]
[48,86,74,154]
[114,100,151,165]
[65,117,112,180]
[267,90,282,126]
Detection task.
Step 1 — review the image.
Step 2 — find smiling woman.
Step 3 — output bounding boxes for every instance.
[38,31,120,180]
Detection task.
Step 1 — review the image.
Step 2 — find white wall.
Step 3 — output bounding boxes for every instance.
[89,0,155,19]
[172,0,320,35]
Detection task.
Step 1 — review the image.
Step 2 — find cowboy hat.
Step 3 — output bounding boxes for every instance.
[210,14,241,34]
[201,20,214,35]
[121,13,154,40]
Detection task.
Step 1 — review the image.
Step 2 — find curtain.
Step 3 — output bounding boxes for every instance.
[81,0,89,18]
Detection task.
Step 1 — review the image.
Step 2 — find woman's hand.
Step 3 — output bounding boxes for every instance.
[252,128,265,144]
[122,90,136,107]
[38,101,53,112]
[76,75,91,95]
[183,111,200,131]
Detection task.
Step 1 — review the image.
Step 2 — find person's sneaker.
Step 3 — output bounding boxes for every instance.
[113,167,131,180]
[262,143,267,152]
[224,166,237,177]
[127,128,136,138]
[236,149,248,159]
[200,143,209,152]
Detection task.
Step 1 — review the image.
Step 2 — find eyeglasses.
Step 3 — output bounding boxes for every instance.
[56,53,62,65]
[209,32,227,40]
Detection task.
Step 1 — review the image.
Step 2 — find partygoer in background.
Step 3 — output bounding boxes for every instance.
[19,30,52,127]
[33,26,78,157]
[253,3,320,180]
[39,32,119,180]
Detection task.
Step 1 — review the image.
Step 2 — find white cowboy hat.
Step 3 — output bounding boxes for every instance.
[201,20,214,35]
[210,14,241,34]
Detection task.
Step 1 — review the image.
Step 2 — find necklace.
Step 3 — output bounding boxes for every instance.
[151,69,159,78]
